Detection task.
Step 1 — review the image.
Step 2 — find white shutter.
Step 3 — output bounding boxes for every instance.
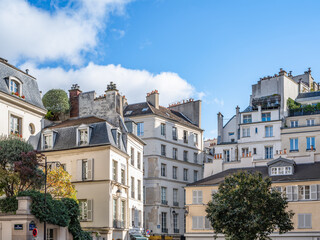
[87,199,93,221]
[311,185,317,200]
[198,191,203,204]
[192,191,197,204]
[305,214,312,228]
[298,214,304,228]
[292,186,298,201]
[198,216,204,229]
[205,217,210,229]
[87,158,94,180]
[77,160,83,181]
[286,186,292,201]
[192,216,197,229]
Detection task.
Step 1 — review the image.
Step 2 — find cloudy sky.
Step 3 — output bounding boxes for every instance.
[2,0,320,138]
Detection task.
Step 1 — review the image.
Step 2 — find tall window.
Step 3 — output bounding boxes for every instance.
[43,134,53,149]
[192,190,203,204]
[307,119,315,126]
[117,132,121,148]
[223,150,230,162]
[121,167,125,185]
[161,145,166,156]
[298,185,311,200]
[290,138,299,151]
[183,151,188,162]
[10,80,20,94]
[79,129,88,145]
[79,199,92,221]
[307,137,315,150]
[138,180,141,200]
[172,166,178,179]
[173,148,178,160]
[243,114,252,123]
[137,122,144,136]
[242,148,249,157]
[112,160,118,182]
[194,170,198,182]
[183,168,188,181]
[265,146,273,159]
[161,123,166,136]
[161,163,166,177]
[298,214,312,229]
[131,147,135,165]
[173,214,178,232]
[183,130,188,143]
[262,112,271,121]
[291,120,299,128]
[10,115,22,135]
[113,198,117,224]
[242,127,250,137]
[193,153,198,163]
[265,126,273,137]
[194,133,198,145]
[131,177,135,198]
[121,201,126,227]
[82,160,89,180]
[78,159,93,181]
[161,187,167,204]
[172,127,177,140]
[173,189,178,205]
[161,212,167,232]
[137,152,141,169]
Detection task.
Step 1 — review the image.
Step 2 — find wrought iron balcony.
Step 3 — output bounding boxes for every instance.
[161,200,168,205]
[174,229,179,233]
[173,201,179,206]
[162,228,168,233]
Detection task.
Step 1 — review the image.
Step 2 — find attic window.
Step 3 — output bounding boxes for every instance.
[125,111,133,115]
[8,77,23,96]
[43,133,53,150]
[142,108,148,112]
[270,166,292,176]
[79,129,89,145]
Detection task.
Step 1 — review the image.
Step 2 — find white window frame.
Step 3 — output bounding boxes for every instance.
[77,125,90,146]
[270,166,292,176]
[242,127,250,137]
[9,76,23,95]
[291,120,299,128]
[79,199,93,221]
[298,214,312,229]
[265,146,273,159]
[243,114,252,123]
[307,119,315,126]
[265,126,273,137]
[290,138,299,151]
[192,190,203,204]
[262,112,271,121]
[137,122,144,136]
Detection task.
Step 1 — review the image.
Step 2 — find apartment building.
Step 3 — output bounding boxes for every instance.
[0,57,46,139]
[205,68,319,177]
[185,157,320,240]
[124,91,204,239]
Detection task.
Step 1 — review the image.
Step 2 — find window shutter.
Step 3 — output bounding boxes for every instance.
[205,218,210,229]
[192,216,197,229]
[292,186,298,201]
[192,191,197,204]
[318,185,320,200]
[87,199,93,221]
[286,186,292,201]
[305,214,312,228]
[198,191,203,204]
[87,158,94,180]
[298,214,304,228]
[199,216,204,229]
[311,185,317,200]
[77,160,83,181]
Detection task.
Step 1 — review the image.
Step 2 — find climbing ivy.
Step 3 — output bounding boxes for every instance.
[0,196,18,213]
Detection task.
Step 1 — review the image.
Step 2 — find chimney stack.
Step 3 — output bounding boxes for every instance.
[146,90,159,109]
[69,84,82,118]
[217,112,224,144]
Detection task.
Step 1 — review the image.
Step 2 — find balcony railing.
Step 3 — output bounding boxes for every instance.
[173,201,179,206]
[289,109,320,117]
[174,229,179,233]
[161,200,168,205]
[113,220,125,228]
[162,228,168,233]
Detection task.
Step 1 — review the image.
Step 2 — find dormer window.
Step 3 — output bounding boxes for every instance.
[10,80,19,94]
[77,125,90,146]
[43,133,53,150]
[271,166,292,176]
[8,77,23,96]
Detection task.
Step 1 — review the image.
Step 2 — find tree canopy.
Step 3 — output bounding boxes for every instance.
[206,171,294,240]
[42,89,70,120]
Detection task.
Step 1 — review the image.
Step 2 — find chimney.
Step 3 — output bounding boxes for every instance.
[279,68,287,76]
[69,84,82,118]
[25,69,29,74]
[146,90,159,109]
[217,112,224,144]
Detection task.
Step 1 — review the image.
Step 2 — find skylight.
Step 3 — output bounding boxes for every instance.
[142,108,148,112]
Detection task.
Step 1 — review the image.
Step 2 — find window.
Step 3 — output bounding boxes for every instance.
[138,180,141,200]
[161,145,166,156]
[173,189,178,205]
[173,148,178,160]
[265,126,273,137]
[223,150,230,162]
[79,199,93,221]
[112,160,118,182]
[78,128,88,145]
[161,187,167,204]
[291,120,299,128]
[192,216,204,229]
[47,229,54,240]
[183,168,188,181]
[194,170,198,182]
[77,159,93,181]
[298,214,312,229]
[290,138,299,151]
[262,112,271,121]
[270,166,292,176]
[121,200,126,226]
[161,212,167,232]
[113,198,117,223]
[253,148,257,155]
[29,123,35,135]
[173,213,178,232]
[131,177,135,198]
[161,163,166,177]
[194,133,198,145]
[299,185,311,200]
[242,127,250,137]
[142,107,148,112]
[242,148,249,157]
[193,153,198,163]
[137,152,141,169]
[172,166,178,179]
[131,148,135,165]
[43,134,53,149]
[243,114,252,123]
[117,132,121,148]
[10,80,20,94]
[183,130,188,143]
[183,151,188,161]
[255,127,258,134]
[265,146,273,159]
[121,167,125,185]
[192,190,203,204]
[10,115,22,136]
[307,119,315,126]
[161,123,166,136]
[137,123,144,136]
[172,127,177,140]
[307,137,315,150]
[205,217,212,230]
[229,132,234,136]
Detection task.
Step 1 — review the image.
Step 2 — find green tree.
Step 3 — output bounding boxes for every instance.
[42,89,70,120]
[206,171,294,240]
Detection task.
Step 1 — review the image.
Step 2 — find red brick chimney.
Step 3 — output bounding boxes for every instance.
[69,84,82,118]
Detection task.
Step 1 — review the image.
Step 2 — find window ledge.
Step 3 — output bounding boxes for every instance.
[289,150,299,152]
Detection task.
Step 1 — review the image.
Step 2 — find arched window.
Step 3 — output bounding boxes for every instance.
[10,80,20,94]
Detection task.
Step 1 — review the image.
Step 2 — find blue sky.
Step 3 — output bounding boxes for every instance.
[2,0,320,138]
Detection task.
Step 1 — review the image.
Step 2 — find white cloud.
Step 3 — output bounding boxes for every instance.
[21,62,203,106]
[213,98,224,106]
[0,0,130,65]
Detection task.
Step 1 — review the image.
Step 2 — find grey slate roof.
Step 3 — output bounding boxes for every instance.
[188,161,320,186]
[0,60,45,110]
[296,91,320,100]
[31,116,126,152]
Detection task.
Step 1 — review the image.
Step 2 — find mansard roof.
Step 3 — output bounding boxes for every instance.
[0,59,45,110]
